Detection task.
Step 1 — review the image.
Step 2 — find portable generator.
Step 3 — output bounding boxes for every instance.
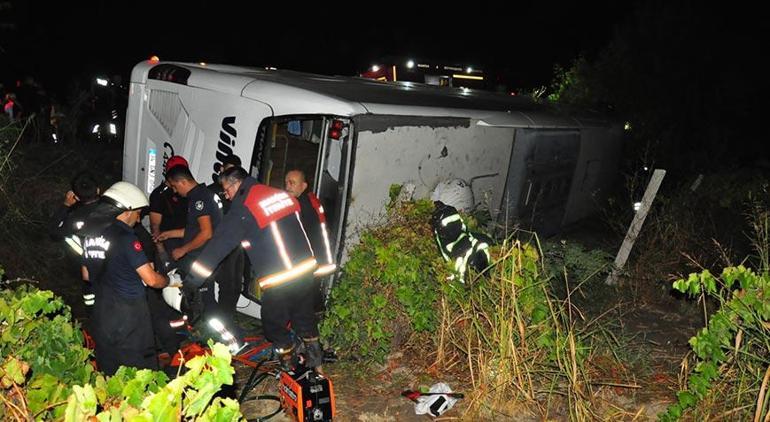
[279,367,335,421]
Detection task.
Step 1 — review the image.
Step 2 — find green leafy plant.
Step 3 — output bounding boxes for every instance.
[320,198,449,362]
[0,282,242,421]
[64,341,241,421]
[0,284,95,420]
[662,266,770,421]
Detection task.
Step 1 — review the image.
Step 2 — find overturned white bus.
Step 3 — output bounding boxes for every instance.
[124,60,622,268]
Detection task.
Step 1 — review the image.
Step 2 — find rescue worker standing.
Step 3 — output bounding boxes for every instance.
[284,169,336,311]
[81,182,169,375]
[184,166,323,369]
[206,154,245,334]
[49,171,101,315]
[155,165,223,312]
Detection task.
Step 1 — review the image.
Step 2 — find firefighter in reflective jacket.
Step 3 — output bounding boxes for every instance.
[81,182,169,375]
[184,166,322,368]
[431,201,491,283]
[49,171,101,313]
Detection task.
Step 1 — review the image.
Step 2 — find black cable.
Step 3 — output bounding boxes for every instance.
[238,359,284,421]
[245,394,282,422]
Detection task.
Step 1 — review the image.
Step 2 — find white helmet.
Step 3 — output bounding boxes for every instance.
[431,178,474,212]
[102,181,149,210]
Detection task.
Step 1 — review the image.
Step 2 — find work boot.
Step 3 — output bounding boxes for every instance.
[301,337,323,369]
[275,345,297,372]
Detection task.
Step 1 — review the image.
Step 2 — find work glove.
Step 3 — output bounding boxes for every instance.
[180,283,204,324]
[167,268,183,287]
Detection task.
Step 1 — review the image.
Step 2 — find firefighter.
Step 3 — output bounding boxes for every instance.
[49,171,101,314]
[205,154,245,335]
[431,201,491,283]
[81,181,169,375]
[184,166,323,369]
[284,169,336,312]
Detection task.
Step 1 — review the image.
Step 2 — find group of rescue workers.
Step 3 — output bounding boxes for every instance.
[50,154,335,376]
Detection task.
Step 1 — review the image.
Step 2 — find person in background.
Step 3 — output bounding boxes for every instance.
[148,155,189,258]
[284,169,336,313]
[49,171,101,315]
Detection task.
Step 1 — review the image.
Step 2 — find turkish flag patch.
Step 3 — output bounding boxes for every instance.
[133,240,143,252]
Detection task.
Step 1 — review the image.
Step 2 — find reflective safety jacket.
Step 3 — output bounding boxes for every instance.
[297,190,336,277]
[49,200,100,256]
[431,201,491,283]
[186,177,317,295]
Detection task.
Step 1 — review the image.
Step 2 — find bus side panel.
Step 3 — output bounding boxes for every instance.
[344,116,513,253]
[175,88,270,185]
[562,125,623,225]
[122,82,147,186]
[124,81,271,194]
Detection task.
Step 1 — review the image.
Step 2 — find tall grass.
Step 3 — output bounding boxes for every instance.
[436,237,595,420]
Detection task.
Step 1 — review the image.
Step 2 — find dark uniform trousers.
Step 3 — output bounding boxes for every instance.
[260,272,318,349]
[93,283,158,375]
[211,247,244,328]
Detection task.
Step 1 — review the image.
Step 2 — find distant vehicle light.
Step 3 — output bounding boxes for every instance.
[92,124,100,134]
[624,122,632,131]
[371,65,380,72]
[466,67,473,73]
[406,60,415,69]
[96,78,109,86]
[149,55,160,63]
[199,62,207,66]
[52,133,57,142]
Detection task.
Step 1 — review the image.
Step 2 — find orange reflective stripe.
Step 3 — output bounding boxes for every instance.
[259,258,317,289]
[314,263,337,276]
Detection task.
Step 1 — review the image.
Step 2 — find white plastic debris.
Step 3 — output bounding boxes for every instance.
[414,382,458,417]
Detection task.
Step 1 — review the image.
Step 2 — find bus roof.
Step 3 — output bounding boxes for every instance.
[132,61,615,128]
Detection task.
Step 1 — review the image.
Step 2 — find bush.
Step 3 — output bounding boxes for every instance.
[0,279,242,421]
[661,266,770,421]
[320,199,449,362]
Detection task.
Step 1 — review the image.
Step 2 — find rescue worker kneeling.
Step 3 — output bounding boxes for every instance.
[81,182,169,375]
[432,201,491,283]
[183,166,323,369]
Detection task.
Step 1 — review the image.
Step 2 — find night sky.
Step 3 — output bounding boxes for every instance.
[2,1,637,96]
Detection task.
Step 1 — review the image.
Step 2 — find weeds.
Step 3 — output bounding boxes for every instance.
[436,237,598,420]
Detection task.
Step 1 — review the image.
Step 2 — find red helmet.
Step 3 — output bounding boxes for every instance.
[165,155,188,171]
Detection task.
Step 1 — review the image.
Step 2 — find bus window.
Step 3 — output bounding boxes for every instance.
[253,117,322,189]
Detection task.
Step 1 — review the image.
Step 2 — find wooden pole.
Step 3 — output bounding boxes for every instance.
[605,169,666,285]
